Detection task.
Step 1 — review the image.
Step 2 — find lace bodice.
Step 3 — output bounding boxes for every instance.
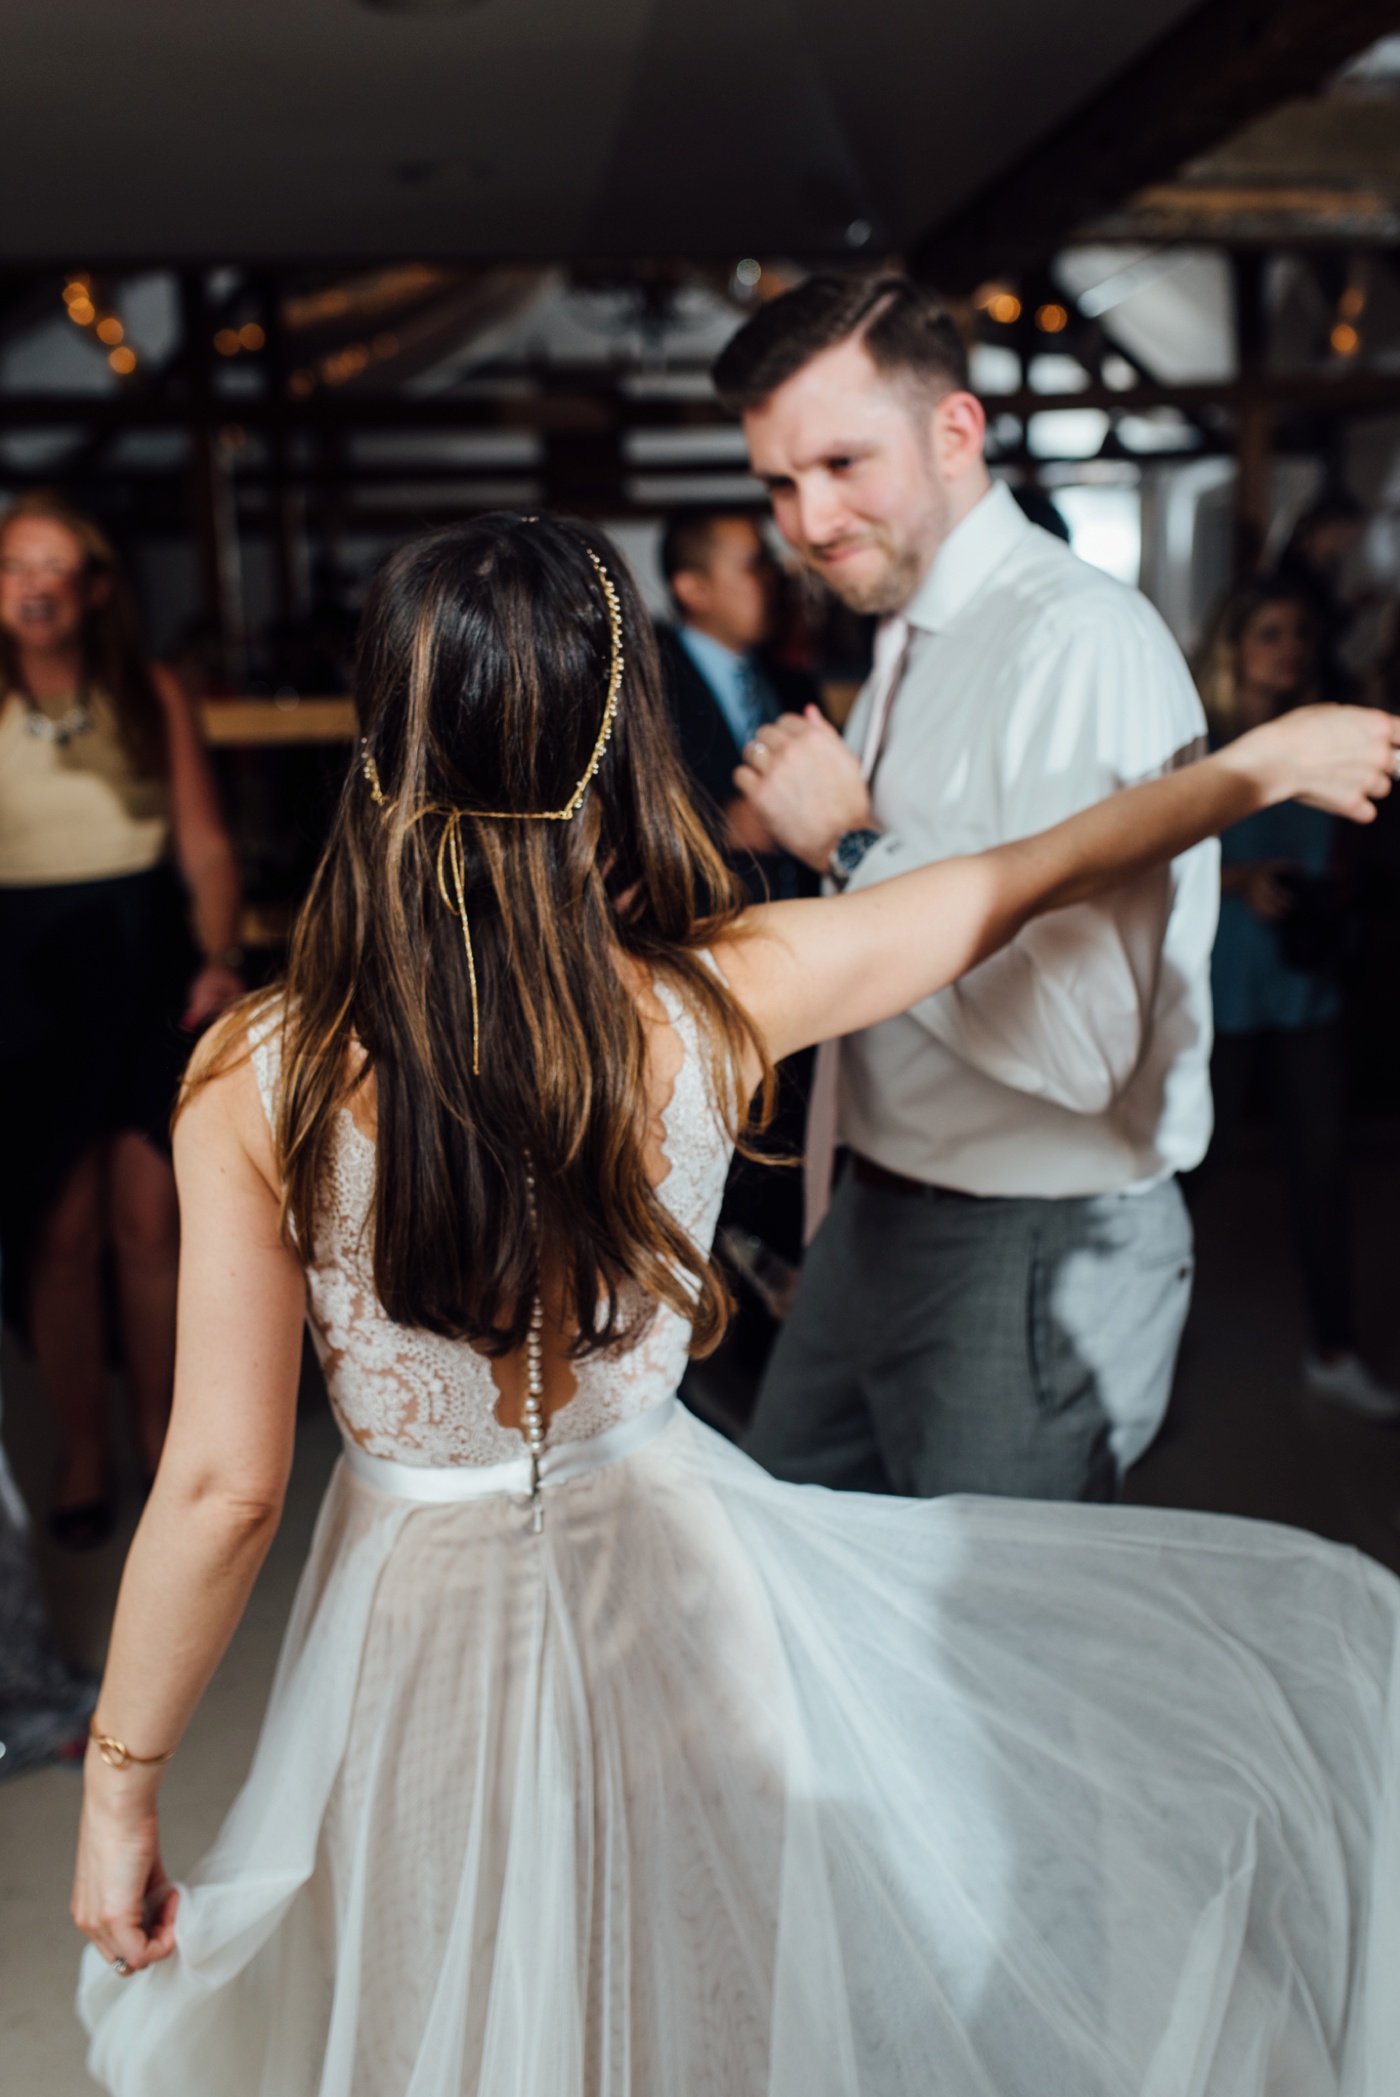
[249,982,733,1467]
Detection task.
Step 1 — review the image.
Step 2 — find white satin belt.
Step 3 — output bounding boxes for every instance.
[341,1395,680,1504]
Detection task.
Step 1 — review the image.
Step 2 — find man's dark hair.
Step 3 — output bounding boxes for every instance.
[659,508,757,605]
[712,273,968,415]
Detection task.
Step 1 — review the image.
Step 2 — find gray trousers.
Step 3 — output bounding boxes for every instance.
[745,1171,1194,1501]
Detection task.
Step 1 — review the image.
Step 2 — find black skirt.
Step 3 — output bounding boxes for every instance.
[0,862,200,1315]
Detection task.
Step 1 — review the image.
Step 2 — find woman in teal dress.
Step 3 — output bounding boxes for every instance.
[1199,577,1398,1418]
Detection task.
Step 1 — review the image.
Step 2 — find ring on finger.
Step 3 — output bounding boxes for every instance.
[749,740,769,763]
[112,1956,132,1976]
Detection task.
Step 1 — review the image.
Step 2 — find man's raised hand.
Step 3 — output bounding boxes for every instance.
[733,706,874,873]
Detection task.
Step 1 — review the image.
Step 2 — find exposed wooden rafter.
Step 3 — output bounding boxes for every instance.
[911,0,1400,292]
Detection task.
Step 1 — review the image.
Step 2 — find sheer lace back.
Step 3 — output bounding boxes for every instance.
[248,978,733,1467]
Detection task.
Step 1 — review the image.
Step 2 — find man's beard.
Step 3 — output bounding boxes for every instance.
[800,530,927,616]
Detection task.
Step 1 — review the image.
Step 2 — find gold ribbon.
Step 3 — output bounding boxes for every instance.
[435,811,483,1075]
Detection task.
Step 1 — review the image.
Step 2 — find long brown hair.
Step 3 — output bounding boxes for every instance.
[1194,578,1318,744]
[224,515,770,1360]
[0,490,167,774]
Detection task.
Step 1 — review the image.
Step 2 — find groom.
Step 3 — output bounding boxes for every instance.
[715,274,1217,1501]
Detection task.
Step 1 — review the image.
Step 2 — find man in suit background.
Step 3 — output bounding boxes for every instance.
[656,509,821,903]
[656,509,823,1406]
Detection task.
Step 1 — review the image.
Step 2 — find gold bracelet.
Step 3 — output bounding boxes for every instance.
[88,1718,176,1770]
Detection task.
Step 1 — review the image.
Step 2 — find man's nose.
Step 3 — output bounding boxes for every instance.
[795,477,847,550]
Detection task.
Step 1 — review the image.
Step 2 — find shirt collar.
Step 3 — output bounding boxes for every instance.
[677,623,744,680]
[902,479,1030,634]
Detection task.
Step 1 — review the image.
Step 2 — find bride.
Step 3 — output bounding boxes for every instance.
[75,515,1400,2096]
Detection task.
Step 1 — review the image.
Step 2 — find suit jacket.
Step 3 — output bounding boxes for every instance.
[655,624,822,904]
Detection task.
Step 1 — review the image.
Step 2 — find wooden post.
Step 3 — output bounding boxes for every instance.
[542,395,625,516]
[179,269,245,680]
[259,270,305,627]
[1231,252,1271,580]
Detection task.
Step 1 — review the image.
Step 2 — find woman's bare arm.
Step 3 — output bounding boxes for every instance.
[716,704,1399,1069]
[153,664,244,1024]
[72,1049,306,1974]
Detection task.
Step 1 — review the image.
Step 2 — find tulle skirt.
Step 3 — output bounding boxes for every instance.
[80,1402,1400,2095]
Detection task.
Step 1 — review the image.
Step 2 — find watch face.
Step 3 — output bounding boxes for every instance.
[831,827,879,889]
[836,828,878,872]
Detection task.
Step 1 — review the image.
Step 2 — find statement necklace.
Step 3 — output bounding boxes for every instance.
[25,691,93,744]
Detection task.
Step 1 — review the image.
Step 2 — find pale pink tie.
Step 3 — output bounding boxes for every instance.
[802,615,911,1244]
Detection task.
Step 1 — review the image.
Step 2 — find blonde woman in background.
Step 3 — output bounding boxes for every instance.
[0,493,244,1546]
[1198,576,1399,1419]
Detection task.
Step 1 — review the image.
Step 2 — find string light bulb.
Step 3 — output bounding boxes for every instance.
[974,283,1022,326]
[1330,321,1361,357]
[108,346,137,376]
[96,316,124,346]
[1036,303,1069,334]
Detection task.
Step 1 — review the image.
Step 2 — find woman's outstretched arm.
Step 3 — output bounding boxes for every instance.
[72,1049,305,1975]
[718,704,1400,1068]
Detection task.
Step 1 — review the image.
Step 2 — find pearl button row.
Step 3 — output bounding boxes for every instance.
[524,1167,546,1531]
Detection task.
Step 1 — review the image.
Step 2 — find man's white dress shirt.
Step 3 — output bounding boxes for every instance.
[837,480,1218,1200]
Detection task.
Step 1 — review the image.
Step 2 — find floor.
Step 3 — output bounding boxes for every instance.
[3,1140,1399,2093]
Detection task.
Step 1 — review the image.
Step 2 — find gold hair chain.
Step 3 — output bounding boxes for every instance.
[360,541,625,1075]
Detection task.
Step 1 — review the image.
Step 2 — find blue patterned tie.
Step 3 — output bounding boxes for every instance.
[735,657,767,746]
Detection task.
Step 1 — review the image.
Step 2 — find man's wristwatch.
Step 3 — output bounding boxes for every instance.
[828,827,882,892]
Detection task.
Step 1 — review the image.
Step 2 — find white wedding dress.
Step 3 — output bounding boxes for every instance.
[81,985,1400,2095]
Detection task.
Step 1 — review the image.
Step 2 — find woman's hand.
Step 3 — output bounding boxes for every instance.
[72,1761,180,1974]
[1225,703,1400,822]
[182,960,244,1032]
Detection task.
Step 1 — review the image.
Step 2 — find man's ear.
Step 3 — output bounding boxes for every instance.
[931,390,988,484]
[670,567,708,620]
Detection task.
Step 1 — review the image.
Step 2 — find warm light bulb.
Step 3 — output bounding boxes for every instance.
[988,293,1022,326]
[1330,321,1360,356]
[1036,303,1069,334]
[68,298,96,326]
[1338,285,1365,321]
[238,322,266,351]
[214,327,242,356]
[96,316,124,346]
[108,346,137,376]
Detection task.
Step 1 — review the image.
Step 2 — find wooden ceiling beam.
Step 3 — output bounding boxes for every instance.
[9,362,1400,438]
[0,388,730,434]
[910,0,1400,292]
[984,368,1400,416]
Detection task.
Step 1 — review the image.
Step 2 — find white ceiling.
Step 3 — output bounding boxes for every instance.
[0,0,1200,261]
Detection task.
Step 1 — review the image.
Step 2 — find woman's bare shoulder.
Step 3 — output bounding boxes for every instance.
[179,992,284,1188]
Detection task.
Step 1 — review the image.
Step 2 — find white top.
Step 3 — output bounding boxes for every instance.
[838,481,1218,1199]
[0,689,170,886]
